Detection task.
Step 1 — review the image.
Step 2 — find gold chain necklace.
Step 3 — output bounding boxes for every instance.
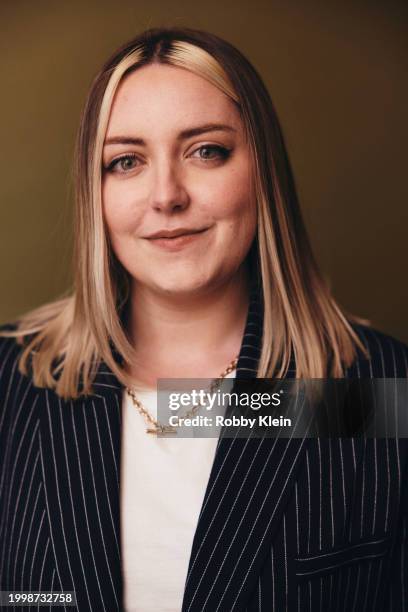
[126,356,238,435]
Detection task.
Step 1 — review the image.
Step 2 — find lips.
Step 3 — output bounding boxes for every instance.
[146,228,207,239]
[145,227,209,250]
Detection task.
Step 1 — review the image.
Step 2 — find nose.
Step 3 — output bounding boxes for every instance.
[149,158,190,213]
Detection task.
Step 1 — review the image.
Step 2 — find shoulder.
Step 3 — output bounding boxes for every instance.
[0,322,22,365]
[0,324,27,450]
[0,323,27,399]
[346,323,408,378]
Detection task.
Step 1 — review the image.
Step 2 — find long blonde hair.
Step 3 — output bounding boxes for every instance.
[0,27,367,399]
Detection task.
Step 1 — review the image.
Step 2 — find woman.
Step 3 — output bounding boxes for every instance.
[0,27,407,612]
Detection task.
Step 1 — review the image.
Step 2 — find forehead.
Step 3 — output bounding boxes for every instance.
[106,63,242,137]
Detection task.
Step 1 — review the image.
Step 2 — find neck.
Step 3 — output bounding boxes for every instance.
[125,267,251,384]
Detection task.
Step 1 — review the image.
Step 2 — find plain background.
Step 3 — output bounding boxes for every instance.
[1,0,407,342]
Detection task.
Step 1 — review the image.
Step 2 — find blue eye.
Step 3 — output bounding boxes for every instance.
[105,154,139,173]
[104,145,231,174]
[192,145,231,161]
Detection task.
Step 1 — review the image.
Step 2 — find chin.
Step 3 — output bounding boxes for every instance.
[146,273,217,297]
[156,280,211,296]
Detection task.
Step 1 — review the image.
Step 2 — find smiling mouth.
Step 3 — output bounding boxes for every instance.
[146,228,209,249]
[146,227,208,239]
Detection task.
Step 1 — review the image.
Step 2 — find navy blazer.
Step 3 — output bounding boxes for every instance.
[1,290,407,612]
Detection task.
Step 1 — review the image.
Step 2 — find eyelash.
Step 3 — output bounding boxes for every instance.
[104,144,231,174]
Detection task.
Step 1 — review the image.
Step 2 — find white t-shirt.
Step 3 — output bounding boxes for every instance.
[120,371,236,612]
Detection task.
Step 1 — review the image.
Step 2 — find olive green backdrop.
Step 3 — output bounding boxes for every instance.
[1,0,407,342]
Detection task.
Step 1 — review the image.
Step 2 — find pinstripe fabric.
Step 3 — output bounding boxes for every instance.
[1,287,407,611]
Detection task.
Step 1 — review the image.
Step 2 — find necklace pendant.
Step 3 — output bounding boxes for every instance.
[146,425,178,435]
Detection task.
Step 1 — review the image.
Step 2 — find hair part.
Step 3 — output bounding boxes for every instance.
[1,26,368,399]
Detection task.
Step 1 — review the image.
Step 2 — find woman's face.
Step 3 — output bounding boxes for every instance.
[102,63,257,298]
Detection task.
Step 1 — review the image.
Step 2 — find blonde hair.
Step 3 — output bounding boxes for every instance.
[0,27,367,399]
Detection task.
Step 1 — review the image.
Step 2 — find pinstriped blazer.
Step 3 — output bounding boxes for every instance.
[1,290,408,612]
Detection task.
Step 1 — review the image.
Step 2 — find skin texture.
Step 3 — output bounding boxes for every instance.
[102,64,257,383]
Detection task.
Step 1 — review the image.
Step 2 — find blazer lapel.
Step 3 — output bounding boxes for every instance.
[38,362,123,611]
[181,287,312,612]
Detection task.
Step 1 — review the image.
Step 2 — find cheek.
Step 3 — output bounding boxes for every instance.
[207,167,257,235]
[102,180,144,235]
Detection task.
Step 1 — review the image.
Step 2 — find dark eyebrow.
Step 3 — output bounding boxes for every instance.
[104,123,236,146]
